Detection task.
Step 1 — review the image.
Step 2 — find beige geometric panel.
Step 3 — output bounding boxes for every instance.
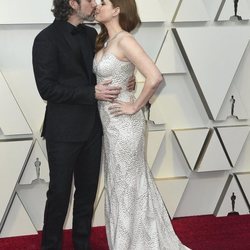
[0,25,47,132]
[0,0,53,24]
[152,132,191,178]
[173,128,209,170]
[234,40,250,119]
[149,100,167,125]
[1,69,46,134]
[130,25,166,84]
[0,195,37,238]
[215,175,249,216]
[218,0,250,21]
[146,130,166,168]
[175,171,229,217]
[155,178,189,218]
[174,0,210,22]
[217,84,249,121]
[156,30,186,74]
[136,0,165,22]
[92,190,105,227]
[0,140,33,227]
[17,180,48,231]
[158,0,181,22]
[133,23,166,61]
[0,72,32,135]
[20,140,49,184]
[34,132,47,158]
[235,172,250,209]
[150,75,206,128]
[175,27,250,120]
[197,131,232,172]
[216,126,250,167]
[233,136,250,173]
[203,0,224,20]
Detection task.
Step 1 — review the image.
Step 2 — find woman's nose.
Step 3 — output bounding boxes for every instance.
[95,4,101,12]
[92,0,97,8]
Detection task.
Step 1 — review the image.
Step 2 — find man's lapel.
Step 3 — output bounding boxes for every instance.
[79,29,93,82]
[54,20,92,81]
[54,20,77,55]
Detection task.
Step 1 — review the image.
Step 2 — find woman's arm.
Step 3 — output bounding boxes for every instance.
[109,34,162,115]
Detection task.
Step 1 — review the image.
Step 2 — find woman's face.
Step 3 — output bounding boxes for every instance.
[95,0,118,23]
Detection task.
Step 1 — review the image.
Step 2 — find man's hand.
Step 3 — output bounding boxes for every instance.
[95,80,121,102]
[127,75,136,92]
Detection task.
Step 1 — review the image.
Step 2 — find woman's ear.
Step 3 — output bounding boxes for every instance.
[112,7,120,17]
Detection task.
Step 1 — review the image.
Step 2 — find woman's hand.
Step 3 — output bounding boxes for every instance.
[109,100,137,116]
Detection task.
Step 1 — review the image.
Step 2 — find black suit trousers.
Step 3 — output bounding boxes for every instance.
[41,127,102,250]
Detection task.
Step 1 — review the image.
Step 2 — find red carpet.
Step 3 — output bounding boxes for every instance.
[1,214,250,250]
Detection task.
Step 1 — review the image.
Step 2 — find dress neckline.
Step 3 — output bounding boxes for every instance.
[104,30,124,49]
[94,51,130,66]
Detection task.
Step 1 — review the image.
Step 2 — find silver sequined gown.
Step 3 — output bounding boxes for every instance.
[93,52,190,250]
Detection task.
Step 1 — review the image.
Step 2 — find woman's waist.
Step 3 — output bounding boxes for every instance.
[99,93,135,106]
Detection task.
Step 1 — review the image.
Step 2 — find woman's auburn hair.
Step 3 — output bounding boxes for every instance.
[95,0,141,52]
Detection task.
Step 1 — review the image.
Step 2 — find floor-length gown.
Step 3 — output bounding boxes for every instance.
[93,52,190,250]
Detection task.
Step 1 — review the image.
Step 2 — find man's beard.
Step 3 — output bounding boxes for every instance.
[76,9,96,22]
[85,12,95,22]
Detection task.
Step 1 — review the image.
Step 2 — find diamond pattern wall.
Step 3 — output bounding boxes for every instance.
[173,0,210,22]
[0,0,250,238]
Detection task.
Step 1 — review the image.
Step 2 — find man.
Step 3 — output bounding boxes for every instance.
[32,0,125,249]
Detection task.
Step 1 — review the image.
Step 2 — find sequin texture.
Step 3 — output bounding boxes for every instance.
[93,52,191,250]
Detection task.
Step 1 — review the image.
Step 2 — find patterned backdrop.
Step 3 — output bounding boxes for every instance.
[0,0,250,238]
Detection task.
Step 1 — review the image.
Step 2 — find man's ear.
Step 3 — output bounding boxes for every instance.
[112,7,120,17]
[69,0,79,10]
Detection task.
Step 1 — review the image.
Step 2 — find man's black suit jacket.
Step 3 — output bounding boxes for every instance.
[33,20,101,142]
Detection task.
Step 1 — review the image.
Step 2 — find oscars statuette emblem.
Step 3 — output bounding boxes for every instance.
[230,0,242,21]
[35,158,41,179]
[16,157,49,229]
[227,192,239,216]
[32,157,46,184]
[227,95,239,120]
[143,101,165,131]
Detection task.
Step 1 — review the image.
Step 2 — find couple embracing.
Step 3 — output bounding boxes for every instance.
[32,0,190,249]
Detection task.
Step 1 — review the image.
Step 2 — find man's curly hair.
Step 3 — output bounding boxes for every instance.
[52,0,80,21]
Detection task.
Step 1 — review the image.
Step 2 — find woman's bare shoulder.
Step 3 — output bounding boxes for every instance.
[118,32,139,50]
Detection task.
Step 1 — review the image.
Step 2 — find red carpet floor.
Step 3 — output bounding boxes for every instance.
[1,214,250,250]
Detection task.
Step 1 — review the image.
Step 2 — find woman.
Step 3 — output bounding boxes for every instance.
[94,0,191,249]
